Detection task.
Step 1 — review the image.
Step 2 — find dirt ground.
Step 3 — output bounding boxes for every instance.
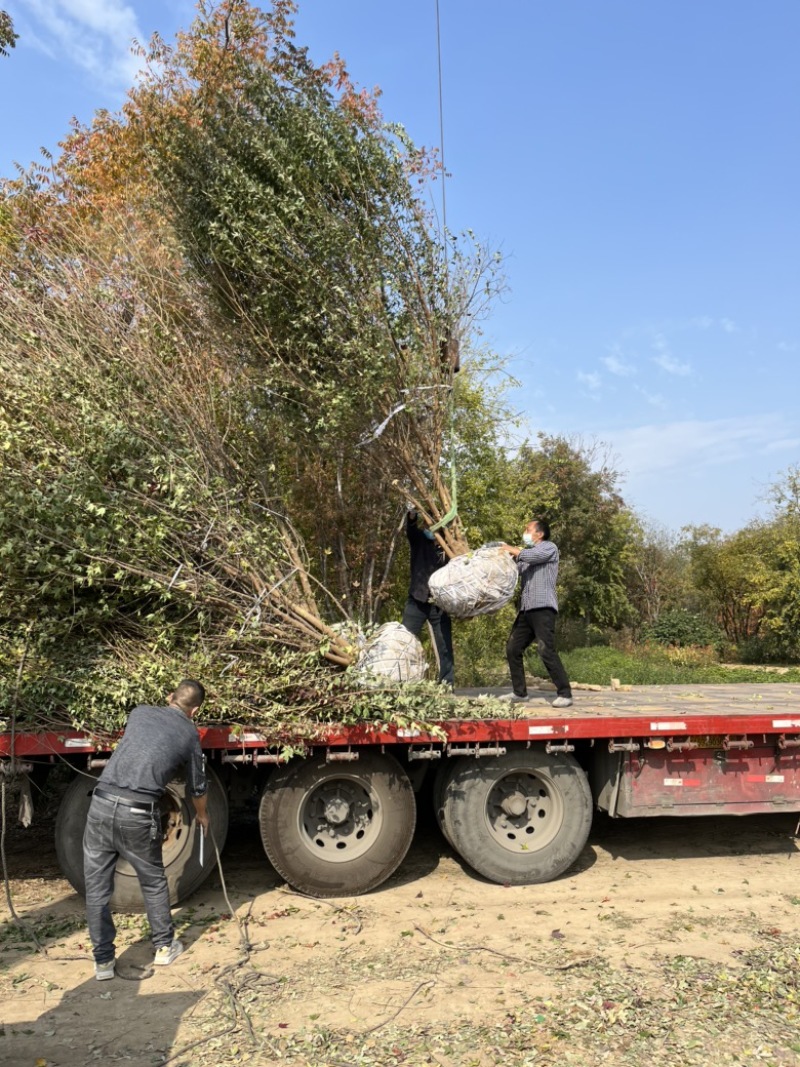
[2,784,800,1067]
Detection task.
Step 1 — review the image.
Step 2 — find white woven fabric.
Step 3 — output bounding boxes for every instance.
[428,543,519,618]
[355,622,428,685]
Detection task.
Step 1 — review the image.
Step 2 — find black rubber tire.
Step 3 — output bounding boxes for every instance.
[258,752,416,897]
[55,766,228,910]
[441,749,592,885]
[432,759,457,848]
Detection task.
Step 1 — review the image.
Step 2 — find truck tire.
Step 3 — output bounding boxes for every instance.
[441,749,592,885]
[258,752,416,897]
[432,759,457,849]
[55,767,228,909]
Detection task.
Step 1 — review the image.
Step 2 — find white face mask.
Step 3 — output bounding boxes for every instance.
[522,532,535,546]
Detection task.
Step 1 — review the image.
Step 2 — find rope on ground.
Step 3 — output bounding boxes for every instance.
[413,923,528,964]
[413,923,601,975]
[360,978,437,1037]
[159,825,282,1064]
[210,826,252,955]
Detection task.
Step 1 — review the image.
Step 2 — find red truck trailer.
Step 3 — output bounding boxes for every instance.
[2,683,800,906]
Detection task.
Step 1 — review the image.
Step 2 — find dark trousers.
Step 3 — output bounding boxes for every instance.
[506,608,571,698]
[402,596,455,686]
[83,794,174,963]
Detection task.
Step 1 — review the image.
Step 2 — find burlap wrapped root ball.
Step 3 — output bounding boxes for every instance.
[355,621,428,685]
[428,543,519,618]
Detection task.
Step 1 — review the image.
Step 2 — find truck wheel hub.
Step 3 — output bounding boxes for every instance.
[499,792,528,817]
[323,798,351,825]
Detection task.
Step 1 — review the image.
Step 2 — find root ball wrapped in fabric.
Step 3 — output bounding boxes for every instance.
[428,543,519,618]
[355,622,428,685]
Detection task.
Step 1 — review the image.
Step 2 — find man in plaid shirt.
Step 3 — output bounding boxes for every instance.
[500,520,573,707]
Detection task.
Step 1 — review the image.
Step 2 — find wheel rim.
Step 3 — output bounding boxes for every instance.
[484,769,564,853]
[297,774,383,863]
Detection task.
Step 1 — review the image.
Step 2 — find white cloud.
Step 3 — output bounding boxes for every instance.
[599,414,795,481]
[660,316,740,336]
[652,352,692,376]
[601,350,635,377]
[21,0,144,87]
[577,370,601,391]
[634,385,666,409]
[761,436,800,455]
[651,333,691,376]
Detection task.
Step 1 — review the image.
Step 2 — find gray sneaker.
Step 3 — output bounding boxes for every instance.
[551,696,573,708]
[498,692,528,703]
[154,939,184,966]
[95,958,115,981]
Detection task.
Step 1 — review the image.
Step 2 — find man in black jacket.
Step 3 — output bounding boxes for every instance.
[401,509,455,687]
[83,679,209,980]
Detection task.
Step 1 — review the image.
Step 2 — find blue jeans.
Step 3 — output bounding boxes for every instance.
[83,793,173,964]
[402,596,455,686]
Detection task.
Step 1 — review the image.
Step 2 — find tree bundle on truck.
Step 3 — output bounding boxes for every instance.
[3,684,800,905]
[0,3,506,741]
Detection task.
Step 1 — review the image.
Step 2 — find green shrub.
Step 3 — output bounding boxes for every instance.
[735,634,800,666]
[557,618,611,651]
[642,610,723,649]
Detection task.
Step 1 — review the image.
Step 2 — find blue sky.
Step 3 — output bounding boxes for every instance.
[2,1,799,533]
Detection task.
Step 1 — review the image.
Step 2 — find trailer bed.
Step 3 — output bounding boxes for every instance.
[324,682,800,747]
[3,683,800,757]
[453,682,800,736]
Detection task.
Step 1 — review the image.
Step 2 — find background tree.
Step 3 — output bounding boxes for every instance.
[626,520,695,630]
[746,468,800,661]
[0,9,16,57]
[684,525,766,647]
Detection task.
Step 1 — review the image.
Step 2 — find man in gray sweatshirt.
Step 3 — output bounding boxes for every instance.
[83,679,209,980]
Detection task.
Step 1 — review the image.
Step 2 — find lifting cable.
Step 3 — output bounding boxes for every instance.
[435,0,449,283]
[429,0,459,534]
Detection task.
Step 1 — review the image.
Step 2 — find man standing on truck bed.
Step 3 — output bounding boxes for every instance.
[402,507,455,687]
[501,520,573,707]
[83,680,209,980]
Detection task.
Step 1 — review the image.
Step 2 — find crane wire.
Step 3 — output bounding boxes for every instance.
[435,0,448,283]
[430,0,459,536]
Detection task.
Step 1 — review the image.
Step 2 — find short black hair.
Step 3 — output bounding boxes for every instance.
[172,679,205,710]
[532,519,551,541]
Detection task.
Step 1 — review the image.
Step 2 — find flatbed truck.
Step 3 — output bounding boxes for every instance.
[2,683,800,906]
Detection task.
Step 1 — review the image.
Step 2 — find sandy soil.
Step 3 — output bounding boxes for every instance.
[2,784,800,1067]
